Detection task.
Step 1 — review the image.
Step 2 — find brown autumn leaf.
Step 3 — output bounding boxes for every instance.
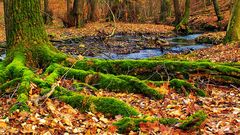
[108,125,118,133]
[0,121,7,128]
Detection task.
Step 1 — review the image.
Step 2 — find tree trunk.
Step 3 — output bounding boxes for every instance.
[212,0,223,21]
[43,0,53,25]
[88,0,97,21]
[173,0,182,24]
[160,0,171,22]
[67,0,71,16]
[175,0,191,33]
[73,0,84,28]
[4,0,64,65]
[225,0,240,43]
[2,0,139,116]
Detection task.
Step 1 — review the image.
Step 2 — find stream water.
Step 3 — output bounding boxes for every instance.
[88,34,211,59]
[0,34,211,60]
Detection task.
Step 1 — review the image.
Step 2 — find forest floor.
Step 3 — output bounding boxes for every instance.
[0,22,239,134]
[0,2,239,133]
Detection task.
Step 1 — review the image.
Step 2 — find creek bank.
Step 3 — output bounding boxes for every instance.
[0,32,214,60]
[52,33,212,59]
[195,32,226,44]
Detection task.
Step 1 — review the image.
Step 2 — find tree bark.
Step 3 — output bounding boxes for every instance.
[4,0,65,66]
[225,0,240,43]
[212,0,223,21]
[43,0,53,25]
[173,0,182,24]
[175,0,191,33]
[88,0,97,21]
[160,0,171,22]
[73,0,84,28]
[67,0,71,16]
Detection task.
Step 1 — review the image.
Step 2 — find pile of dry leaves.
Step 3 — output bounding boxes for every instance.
[0,80,239,134]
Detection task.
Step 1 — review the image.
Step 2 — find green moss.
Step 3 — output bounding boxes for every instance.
[74,60,240,85]
[114,111,206,133]
[19,69,35,95]
[117,75,164,99]
[114,117,179,133]
[45,69,60,84]
[9,102,30,113]
[32,78,51,88]
[179,110,207,130]
[170,79,206,96]
[5,52,26,78]
[159,118,179,125]
[114,117,145,133]
[73,81,98,91]
[59,93,139,117]
[56,65,163,99]
[10,93,30,113]
[0,78,21,92]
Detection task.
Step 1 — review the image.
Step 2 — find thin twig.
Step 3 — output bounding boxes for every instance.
[230,84,240,91]
[10,83,20,99]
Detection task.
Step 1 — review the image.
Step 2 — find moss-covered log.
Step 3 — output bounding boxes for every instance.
[114,110,207,133]
[74,59,240,86]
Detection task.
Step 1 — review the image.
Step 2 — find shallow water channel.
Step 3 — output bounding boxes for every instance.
[0,34,211,60]
[92,34,210,59]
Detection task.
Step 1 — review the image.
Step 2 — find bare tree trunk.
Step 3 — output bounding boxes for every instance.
[43,0,53,25]
[175,0,191,33]
[88,0,97,21]
[160,0,171,22]
[67,0,71,16]
[173,0,182,24]
[73,0,84,28]
[212,0,223,21]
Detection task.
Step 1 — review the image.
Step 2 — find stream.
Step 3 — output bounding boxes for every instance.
[0,34,211,60]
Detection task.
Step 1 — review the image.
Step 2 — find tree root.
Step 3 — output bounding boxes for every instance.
[170,79,206,96]
[74,60,240,86]
[0,78,21,93]
[114,110,207,133]
[59,93,139,117]
[46,64,163,99]
[0,56,235,124]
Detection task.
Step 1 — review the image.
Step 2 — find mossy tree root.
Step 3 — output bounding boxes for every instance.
[114,110,207,133]
[32,78,140,117]
[44,64,163,99]
[58,92,139,117]
[170,79,206,96]
[30,67,140,117]
[0,78,21,93]
[74,60,240,86]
